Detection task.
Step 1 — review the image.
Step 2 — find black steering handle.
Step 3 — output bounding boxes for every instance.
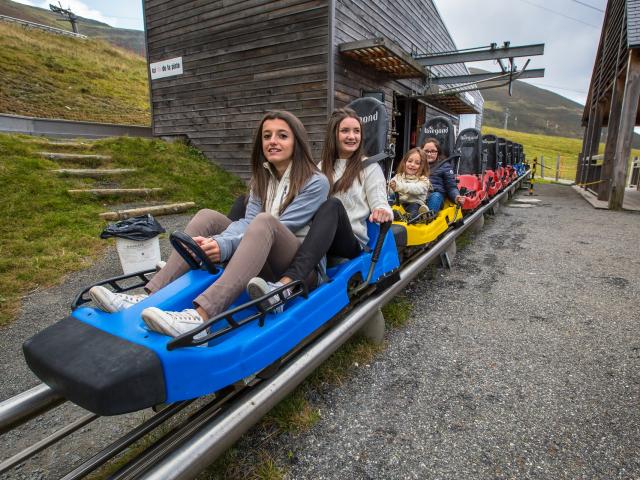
[169,231,220,275]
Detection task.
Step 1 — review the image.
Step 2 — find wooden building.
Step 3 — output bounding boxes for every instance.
[578,0,640,209]
[143,0,483,179]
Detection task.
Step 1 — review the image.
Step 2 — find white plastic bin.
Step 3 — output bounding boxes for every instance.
[116,236,161,275]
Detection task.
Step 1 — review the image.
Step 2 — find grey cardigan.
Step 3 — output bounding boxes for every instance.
[212,170,329,262]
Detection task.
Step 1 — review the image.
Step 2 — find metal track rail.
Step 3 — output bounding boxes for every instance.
[60,401,195,480]
[0,413,98,475]
[0,175,527,478]
[0,384,64,434]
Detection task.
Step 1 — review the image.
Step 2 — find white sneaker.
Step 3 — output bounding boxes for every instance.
[247,278,289,314]
[141,307,206,338]
[89,286,148,313]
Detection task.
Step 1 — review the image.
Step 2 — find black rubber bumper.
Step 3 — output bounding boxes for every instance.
[23,316,166,415]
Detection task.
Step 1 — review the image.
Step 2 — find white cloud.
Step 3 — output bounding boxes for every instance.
[11,0,120,27]
[10,0,39,6]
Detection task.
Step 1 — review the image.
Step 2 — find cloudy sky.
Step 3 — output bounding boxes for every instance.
[433,0,606,105]
[13,0,605,105]
[13,0,143,31]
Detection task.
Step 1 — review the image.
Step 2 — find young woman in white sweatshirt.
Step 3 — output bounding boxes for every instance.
[246,107,393,305]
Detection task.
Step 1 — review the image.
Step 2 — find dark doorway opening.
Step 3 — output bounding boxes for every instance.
[393,95,420,170]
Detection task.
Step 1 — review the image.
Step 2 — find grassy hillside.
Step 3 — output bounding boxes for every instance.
[474,68,640,148]
[0,21,150,125]
[475,68,584,138]
[0,0,145,55]
[482,126,640,181]
[0,134,245,326]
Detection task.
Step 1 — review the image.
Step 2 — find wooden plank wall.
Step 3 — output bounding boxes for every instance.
[333,0,483,125]
[144,0,330,180]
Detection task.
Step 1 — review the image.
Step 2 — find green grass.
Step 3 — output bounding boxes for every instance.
[482,126,640,182]
[0,22,149,124]
[381,295,412,328]
[0,134,245,326]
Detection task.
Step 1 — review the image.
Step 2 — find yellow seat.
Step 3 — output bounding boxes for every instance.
[391,201,462,246]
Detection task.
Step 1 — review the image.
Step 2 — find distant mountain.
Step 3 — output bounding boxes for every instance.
[474,68,640,148]
[0,0,145,56]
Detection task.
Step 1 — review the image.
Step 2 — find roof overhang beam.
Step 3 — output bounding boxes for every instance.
[430,68,546,85]
[415,43,545,67]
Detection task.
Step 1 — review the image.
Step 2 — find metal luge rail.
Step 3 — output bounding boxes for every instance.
[0,412,98,475]
[0,174,527,478]
[60,400,195,480]
[0,384,64,434]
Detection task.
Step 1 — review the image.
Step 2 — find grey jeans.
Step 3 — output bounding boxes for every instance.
[145,209,309,318]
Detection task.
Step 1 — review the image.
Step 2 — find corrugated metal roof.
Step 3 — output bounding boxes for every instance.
[338,37,427,79]
[627,0,640,47]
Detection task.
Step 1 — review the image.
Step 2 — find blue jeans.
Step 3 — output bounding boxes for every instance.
[427,192,445,214]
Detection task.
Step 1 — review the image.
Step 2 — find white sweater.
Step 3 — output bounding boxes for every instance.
[329,158,393,247]
[391,173,430,205]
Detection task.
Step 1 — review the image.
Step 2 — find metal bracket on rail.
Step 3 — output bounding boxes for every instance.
[166,280,308,350]
[72,268,156,309]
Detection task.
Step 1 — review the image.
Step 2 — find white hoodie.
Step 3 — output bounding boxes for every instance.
[329,158,392,247]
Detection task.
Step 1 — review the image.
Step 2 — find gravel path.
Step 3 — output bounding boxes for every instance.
[254,184,640,479]
[2,184,639,479]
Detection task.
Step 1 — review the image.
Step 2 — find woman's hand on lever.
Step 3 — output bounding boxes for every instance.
[193,236,221,263]
[369,208,393,223]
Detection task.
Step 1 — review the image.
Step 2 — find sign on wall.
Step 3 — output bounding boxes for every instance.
[150,57,183,80]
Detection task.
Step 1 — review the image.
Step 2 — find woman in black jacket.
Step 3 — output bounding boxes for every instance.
[422,137,465,213]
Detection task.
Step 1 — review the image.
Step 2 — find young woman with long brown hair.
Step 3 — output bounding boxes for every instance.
[246,107,393,308]
[89,110,329,336]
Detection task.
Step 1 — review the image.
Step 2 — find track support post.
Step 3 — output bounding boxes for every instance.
[439,240,457,269]
[468,213,485,233]
[358,307,385,344]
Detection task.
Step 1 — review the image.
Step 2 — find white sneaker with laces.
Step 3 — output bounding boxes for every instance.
[247,277,289,314]
[89,286,148,313]
[141,307,206,339]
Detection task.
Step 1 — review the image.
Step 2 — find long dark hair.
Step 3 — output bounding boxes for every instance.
[321,108,365,194]
[249,111,318,215]
[421,137,445,161]
[397,147,430,177]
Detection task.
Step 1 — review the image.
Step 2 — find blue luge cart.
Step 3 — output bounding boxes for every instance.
[23,223,399,416]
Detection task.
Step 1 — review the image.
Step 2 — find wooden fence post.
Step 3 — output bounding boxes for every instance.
[540,155,545,178]
[555,154,560,181]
